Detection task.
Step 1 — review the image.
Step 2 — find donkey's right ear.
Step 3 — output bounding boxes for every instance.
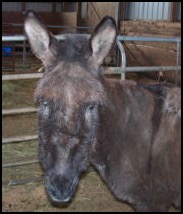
[89,16,117,67]
[24,10,57,66]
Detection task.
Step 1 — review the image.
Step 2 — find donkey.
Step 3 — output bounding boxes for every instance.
[24,11,181,212]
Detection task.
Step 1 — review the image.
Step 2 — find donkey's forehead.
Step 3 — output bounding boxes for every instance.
[62,33,90,42]
[35,62,106,105]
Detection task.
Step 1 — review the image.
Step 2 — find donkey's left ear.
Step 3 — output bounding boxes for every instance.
[89,16,117,66]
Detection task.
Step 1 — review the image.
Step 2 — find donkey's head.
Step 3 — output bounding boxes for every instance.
[24,11,116,204]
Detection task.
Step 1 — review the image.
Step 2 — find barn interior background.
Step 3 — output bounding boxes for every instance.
[2,2,181,212]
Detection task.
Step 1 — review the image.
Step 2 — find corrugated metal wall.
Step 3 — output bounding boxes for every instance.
[2,2,22,11]
[81,2,87,19]
[125,2,171,20]
[55,3,62,13]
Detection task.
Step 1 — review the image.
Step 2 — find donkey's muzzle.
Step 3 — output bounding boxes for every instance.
[45,175,78,205]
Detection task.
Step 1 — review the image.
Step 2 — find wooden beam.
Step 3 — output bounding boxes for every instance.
[22,2,26,12]
[169,2,178,22]
[2,135,38,144]
[2,107,38,116]
[77,2,81,26]
[118,2,126,21]
[2,160,39,168]
[52,2,56,13]
[2,73,43,81]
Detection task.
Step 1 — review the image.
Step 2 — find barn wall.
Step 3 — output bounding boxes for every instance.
[2,11,77,35]
[120,20,181,85]
[2,2,78,35]
[86,2,116,28]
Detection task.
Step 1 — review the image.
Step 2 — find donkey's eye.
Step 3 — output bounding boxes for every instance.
[41,101,49,115]
[43,101,48,108]
[85,104,98,123]
[87,105,96,112]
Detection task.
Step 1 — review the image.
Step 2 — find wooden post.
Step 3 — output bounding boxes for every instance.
[169,2,178,22]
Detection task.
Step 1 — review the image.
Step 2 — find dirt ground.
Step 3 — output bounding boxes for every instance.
[2,71,180,212]
[2,167,180,212]
[2,167,134,212]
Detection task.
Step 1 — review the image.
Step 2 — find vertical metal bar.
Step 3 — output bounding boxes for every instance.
[127,2,130,19]
[132,2,135,19]
[130,2,133,19]
[115,2,119,28]
[161,2,164,20]
[12,23,15,72]
[168,2,171,21]
[146,2,149,20]
[153,2,157,20]
[142,2,145,19]
[12,41,15,72]
[23,40,26,68]
[157,2,159,20]
[178,2,181,20]
[137,2,140,19]
[162,2,166,20]
[175,41,180,86]
[116,45,119,67]
[116,40,126,80]
[152,2,154,20]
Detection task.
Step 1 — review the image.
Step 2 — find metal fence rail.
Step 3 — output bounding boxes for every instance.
[5,176,44,186]
[2,34,181,81]
[2,34,181,43]
[2,33,181,185]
